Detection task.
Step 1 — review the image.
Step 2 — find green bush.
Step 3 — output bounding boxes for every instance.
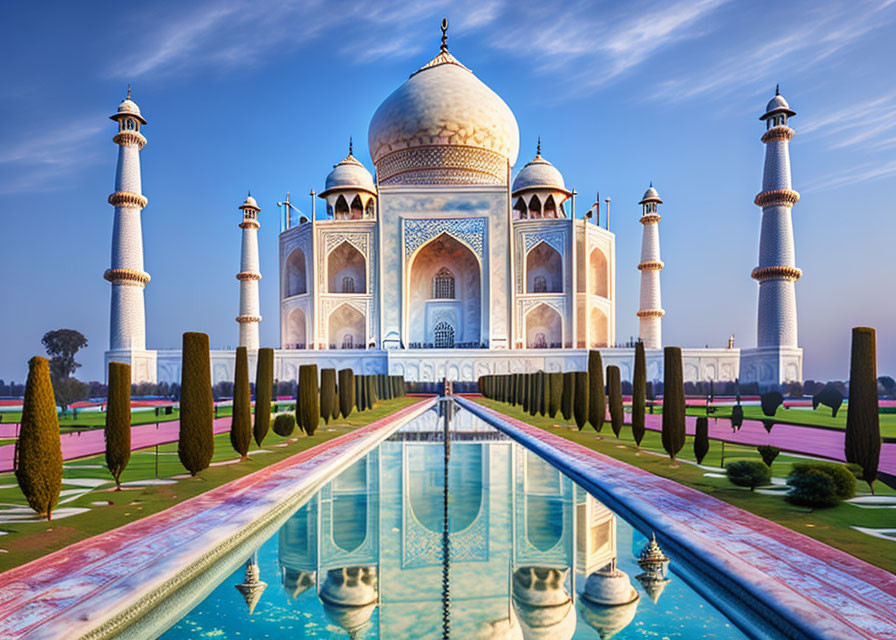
[693,416,709,464]
[179,332,214,476]
[731,404,744,430]
[726,460,771,491]
[16,356,63,519]
[757,445,780,467]
[105,361,131,489]
[813,384,843,418]
[320,369,337,425]
[298,365,320,436]
[230,347,252,460]
[632,342,646,446]
[845,327,881,492]
[548,373,562,418]
[662,347,686,462]
[786,462,855,507]
[561,372,574,421]
[573,372,589,430]
[273,412,296,437]
[606,365,623,437]
[338,368,354,418]
[588,351,604,432]
[253,348,274,446]
[760,391,784,417]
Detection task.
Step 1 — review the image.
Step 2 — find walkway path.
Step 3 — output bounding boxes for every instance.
[0,417,233,472]
[460,397,896,640]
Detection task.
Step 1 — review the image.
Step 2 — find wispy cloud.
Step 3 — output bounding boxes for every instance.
[802,158,896,193]
[799,93,896,151]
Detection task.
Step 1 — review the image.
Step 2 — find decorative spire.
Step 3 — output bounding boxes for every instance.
[440,17,448,53]
[127,84,131,100]
[536,136,541,156]
[349,136,353,156]
[775,83,780,96]
[649,180,653,188]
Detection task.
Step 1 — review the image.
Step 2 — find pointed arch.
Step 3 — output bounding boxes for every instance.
[328,241,366,293]
[350,194,363,219]
[543,194,557,217]
[589,248,609,298]
[589,307,609,348]
[514,197,528,219]
[526,241,562,293]
[286,308,307,348]
[328,303,365,349]
[529,194,542,218]
[525,303,562,349]
[334,194,349,219]
[286,248,307,296]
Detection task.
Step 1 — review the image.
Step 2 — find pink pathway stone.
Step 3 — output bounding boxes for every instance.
[460,396,896,640]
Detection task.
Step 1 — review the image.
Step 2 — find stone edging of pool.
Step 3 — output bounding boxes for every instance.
[0,396,437,640]
[456,395,896,640]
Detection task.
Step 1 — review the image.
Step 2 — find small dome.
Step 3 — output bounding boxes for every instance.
[579,597,639,639]
[111,92,147,125]
[639,185,662,205]
[581,565,639,607]
[319,566,378,607]
[512,151,569,195]
[240,194,259,210]
[321,150,376,198]
[760,88,795,120]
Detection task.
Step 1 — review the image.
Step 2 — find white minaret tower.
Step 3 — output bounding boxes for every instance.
[637,184,664,349]
[104,87,156,382]
[236,194,262,350]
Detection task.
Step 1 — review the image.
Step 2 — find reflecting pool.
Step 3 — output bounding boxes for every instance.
[161,402,748,639]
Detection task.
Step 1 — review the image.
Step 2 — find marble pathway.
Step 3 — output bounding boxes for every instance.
[0,397,435,639]
[460,396,896,640]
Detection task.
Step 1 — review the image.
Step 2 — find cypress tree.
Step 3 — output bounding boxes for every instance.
[548,372,562,418]
[16,356,63,519]
[588,350,605,432]
[694,416,709,464]
[338,368,354,419]
[179,332,214,476]
[230,346,252,460]
[632,341,646,447]
[573,371,589,430]
[105,361,131,490]
[607,365,623,437]
[539,371,549,416]
[561,372,575,421]
[320,368,337,424]
[529,373,539,416]
[521,373,530,413]
[298,364,320,435]
[662,346,686,463]
[253,347,274,446]
[845,327,881,492]
[367,374,377,407]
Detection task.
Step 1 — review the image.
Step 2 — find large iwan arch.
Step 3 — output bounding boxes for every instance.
[328,241,366,293]
[328,303,365,349]
[525,303,562,349]
[526,241,562,293]
[286,248,307,297]
[589,248,609,298]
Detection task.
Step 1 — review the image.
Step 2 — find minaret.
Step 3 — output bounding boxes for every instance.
[105,87,150,355]
[752,86,801,349]
[637,184,664,349]
[237,194,262,350]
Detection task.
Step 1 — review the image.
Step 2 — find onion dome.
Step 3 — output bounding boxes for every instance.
[638,184,662,205]
[581,564,639,606]
[760,85,796,120]
[512,141,570,196]
[110,86,146,124]
[367,20,519,185]
[319,139,376,198]
[579,597,639,639]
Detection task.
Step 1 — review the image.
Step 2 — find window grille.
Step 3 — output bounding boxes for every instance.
[533,276,547,293]
[342,276,355,293]
[432,268,455,299]
[342,335,353,349]
[433,321,455,348]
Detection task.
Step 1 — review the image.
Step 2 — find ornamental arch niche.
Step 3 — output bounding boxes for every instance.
[286,308,307,348]
[328,241,366,294]
[286,248,307,297]
[525,303,562,349]
[328,303,365,349]
[526,241,562,293]
[589,247,609,298]
[589,307,608,348]
[408,232,481,348]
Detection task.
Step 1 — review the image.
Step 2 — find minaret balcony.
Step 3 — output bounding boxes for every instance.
[754,189,800,208]
[751,265,802,282]
[638,260,664,271]
[108,191,148,209]
[760,126,794,143]
[112,130,147,149]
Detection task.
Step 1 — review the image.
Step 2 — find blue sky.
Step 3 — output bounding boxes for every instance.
[1,0,895,384]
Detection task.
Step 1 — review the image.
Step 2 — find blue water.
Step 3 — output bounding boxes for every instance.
[160,403,747,639]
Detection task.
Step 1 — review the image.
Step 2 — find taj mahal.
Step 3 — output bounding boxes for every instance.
[103,23,803,388]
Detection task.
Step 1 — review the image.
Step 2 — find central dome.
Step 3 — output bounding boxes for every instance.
[368,47,520,186]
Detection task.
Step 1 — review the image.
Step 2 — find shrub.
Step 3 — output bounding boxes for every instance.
[785,462,856,507]
[845,327,881,492]
[760,391,783,417]
[788,462,856,502]
[573,372,589,430]
[298,365,319,436]
[588,351,604,432]
[272,412,296,437]
[813,384,843,418]
[16,356,63,519]
[179,333,214,476]
[694,416,709,464]
[757,445,780,467]
[253,348,274,446]
[662,347,686,462]
[230,347,252,460]
[726,460,771,491]
[561,372,574,421]
[548,372,562,418]
[105,361,131,489]
[607,365,623,437]
[320,369,337,425]
[338,369,354,419]
[632,342,646,446]
[731,404,744,430]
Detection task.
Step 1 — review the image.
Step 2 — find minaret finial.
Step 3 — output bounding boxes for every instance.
[440,18,448,53]
[127,84,131,100]
[536,136,541,156]
[348,136,353,156]
[775,83,780,96]
[649,180,653,188]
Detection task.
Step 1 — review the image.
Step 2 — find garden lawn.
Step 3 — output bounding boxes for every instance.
[0,396,418,573]
[474,397,896,575]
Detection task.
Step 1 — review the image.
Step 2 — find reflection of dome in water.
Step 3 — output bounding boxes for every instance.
[476,606,524,640]
[513,600,577,640]
[322,601,376,639]
[579,597,639,639]
[234,559,268,615]
[319,566,378,606]
[636,572,671,604]
[281,568,316,599]
[582,564,639,606]
[512,566,576,640]
[637,533,670,576]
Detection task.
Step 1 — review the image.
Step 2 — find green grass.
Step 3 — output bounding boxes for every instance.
[474,397,896,575]
[0,396,419,573]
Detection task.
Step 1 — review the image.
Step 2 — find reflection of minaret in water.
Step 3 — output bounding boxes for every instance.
[635,532,671,604]
[235,551,268,615]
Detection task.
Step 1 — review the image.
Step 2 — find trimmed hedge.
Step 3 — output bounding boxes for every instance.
[726,460,771,491]
[693,416,709,464]
[320,369,337,424]
[338,368,354,418]
[607,365,623,437]
[230,347,252,460]
[757,445,780,467]
[845,327,881,491]
[813,384,843,418]
[298,364,320,435]
[561,372,574,421]
[105,361,131,489]
[588,351,604,432]
[786,462,856,507]
[632,341,646,446]
[253,348,274,446]
[16,356,63,519]
[179,332,214,476]
[661,347,686,462]
[760,391,784,417]
[573,371,589,430]
[273,412,296,437]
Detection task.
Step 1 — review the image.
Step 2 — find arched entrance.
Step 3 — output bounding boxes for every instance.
[286,308,307,349]
[589,307,609,348]
[589,248,609,298]
[329,303,365,349]
[526,241,562,293]
[408,233,481,348]
[328,241,366,293]
[286,248,307,297]
[526,304,562,349]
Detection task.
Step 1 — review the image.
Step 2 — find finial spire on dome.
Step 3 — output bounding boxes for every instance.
[536,136,541,156]
[349,136,353,156]
[127,84,131,100]
[776,83,780,96]
[649,180,653,188]
[440,17,448,53]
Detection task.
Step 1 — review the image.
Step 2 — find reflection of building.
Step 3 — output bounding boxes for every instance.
[275,407,649,639]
